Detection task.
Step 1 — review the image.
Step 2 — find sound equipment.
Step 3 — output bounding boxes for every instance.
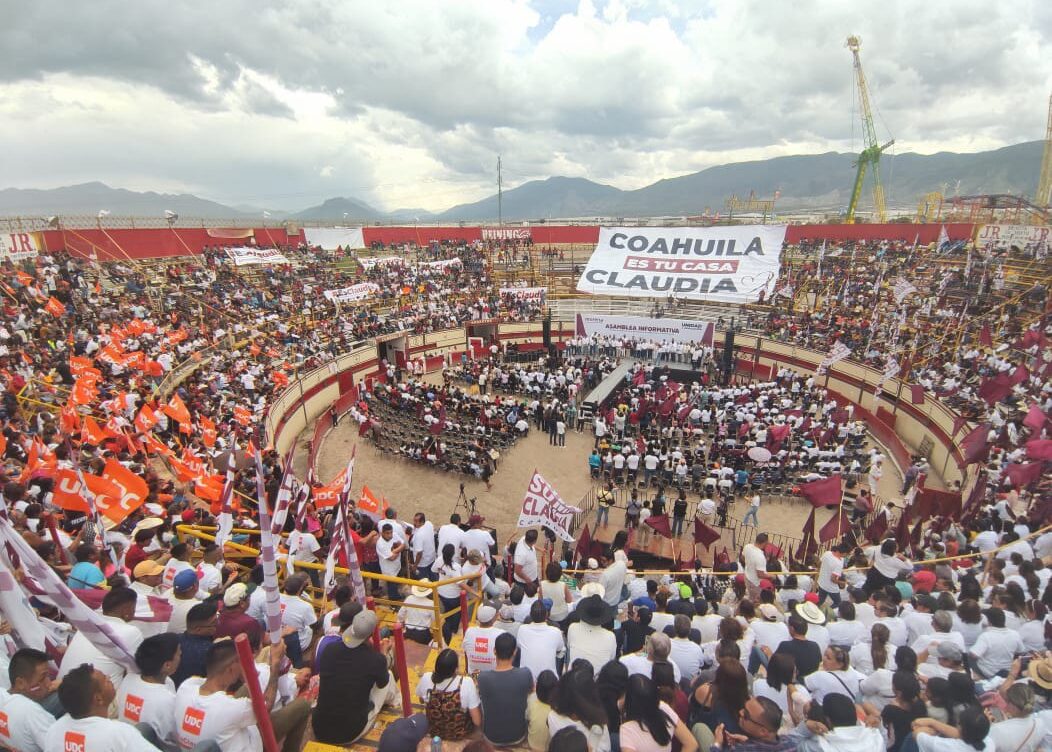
[542,314,552,348]
[721,329,735,385]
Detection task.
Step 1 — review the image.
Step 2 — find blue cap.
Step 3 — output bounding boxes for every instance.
[173,569,198,591]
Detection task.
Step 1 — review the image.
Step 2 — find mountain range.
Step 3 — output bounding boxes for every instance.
[1,140,1043,222]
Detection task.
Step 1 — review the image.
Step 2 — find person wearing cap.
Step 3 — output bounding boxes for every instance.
[751,602,791,657]
[129,559,168,637]
[313,609,400,745]
[216,582,263,647]
[165,568,201,635]
[567,591,617,675]
[125,526,167,576]
[918,640,966,680]
[397,580,436,645]
[463,604,505,672]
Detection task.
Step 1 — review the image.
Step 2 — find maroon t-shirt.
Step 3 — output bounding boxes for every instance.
[216,609,262,646]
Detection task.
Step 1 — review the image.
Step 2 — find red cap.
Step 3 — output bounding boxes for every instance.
[804,592,819,604]
[180,509,195,522]
[734,574,745,585]
[759,579,775,591]
[912,570,936,593]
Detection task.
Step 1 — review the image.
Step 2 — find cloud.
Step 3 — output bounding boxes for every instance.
[0,0,1047,212]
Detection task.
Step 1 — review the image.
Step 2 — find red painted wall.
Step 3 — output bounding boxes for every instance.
[38,223,976,260]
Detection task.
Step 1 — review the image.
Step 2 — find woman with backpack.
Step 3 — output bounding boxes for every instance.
[417,648,482,741]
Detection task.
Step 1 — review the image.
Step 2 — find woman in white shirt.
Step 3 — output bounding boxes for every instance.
[416,649,482,732]
[539,561,573,626]
[862,646,918,712]
[434,543,464,644]
[804,645,864,703]
[912,705,995,751]
[864,539,914,594]
[751,653,810,732]
[548,666,613,752]
[851,623,897,675]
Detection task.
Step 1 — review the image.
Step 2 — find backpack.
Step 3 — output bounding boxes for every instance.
[425,677,474,740]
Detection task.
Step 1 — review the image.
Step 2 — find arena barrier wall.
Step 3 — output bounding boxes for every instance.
[35,223,976,261]
[266,322,969,488]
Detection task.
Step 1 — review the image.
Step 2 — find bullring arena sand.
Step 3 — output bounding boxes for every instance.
[297,380,920,564]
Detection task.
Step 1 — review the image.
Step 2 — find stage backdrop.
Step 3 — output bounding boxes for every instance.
[575,313,714,345]
[576,225,786,303]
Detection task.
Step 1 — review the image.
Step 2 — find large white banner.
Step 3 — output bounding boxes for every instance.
[323,282,380,304]
[500,286,547,301]
[517,471,580,542]
[575,313,714,345]
[303,227,366,250]
[577,225,786,303]
[225,246,289,266]
[975,224,1050,251]
[417,258,462,270]
[359,255,405,269]
[0,231,41,262]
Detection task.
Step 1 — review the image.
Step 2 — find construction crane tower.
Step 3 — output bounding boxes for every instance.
[845,35,895,223]
[1037,93,1052,209]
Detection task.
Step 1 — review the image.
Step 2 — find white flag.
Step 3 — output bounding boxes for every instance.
[891,277,918,304]
[517,471,580,542]
[816,341,852,375]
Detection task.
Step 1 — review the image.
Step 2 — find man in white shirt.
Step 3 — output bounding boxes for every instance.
[374,524,406,601]
[970,607,1025,679]
[0,649,57,752]
[741,533,769,602]
[410,513,437,580]
[620,632,682,683]
[567,594,617,675]
[515,602,565,681]
[902,594,936,644]
[817,544,847,606]
[751,604,791,654]
[437,515,466,564]
[116,633,181,748]
[668,615,705,682]
[58,587,145,689]
[826,602,867,647]
[513,530,540,585]
[279,574,319,660]
[462,605,506,673]
[912,611,966,667]
[461,515,494,567]
[45,666,155,752]
[175,639,309,752]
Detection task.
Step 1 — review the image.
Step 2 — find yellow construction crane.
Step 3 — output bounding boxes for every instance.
[1037,92,1052,208]
[845,35,895,223]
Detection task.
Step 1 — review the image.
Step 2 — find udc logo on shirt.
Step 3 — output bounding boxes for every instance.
[124,694,144,722]
[0,711,9,737]
[64,731,87,752]
[181,707,206,735]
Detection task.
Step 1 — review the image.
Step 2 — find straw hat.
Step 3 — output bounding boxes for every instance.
[794,601,827,626]
[410,580,431,598]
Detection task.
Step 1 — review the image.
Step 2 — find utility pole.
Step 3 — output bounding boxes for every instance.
[497,155,503,227]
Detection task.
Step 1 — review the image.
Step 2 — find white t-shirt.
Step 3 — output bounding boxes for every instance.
[620,654,682,684]
[971,627,1024,678]
[437,524,465,563]
[58,616,144,688]
[742,544,766,585]
[804,668,864,702]
[44,715,159,752]
[989,716,1046,752]
[161,559,193,591]
[461,529,493,563]
[668,638,705,682]
[0,687,54,752]
[513,543,539,584]
[116,674,177,747]
[288,531,321,563]
[817,551,843,593]
[462,626,505,673]
[915,734,994,751]
[375,537,403,577]
[416,673,480,713]
[411,521,437,569]
[515,622,565,681]
[195,562,223,595]
[174,678,260,752]
[827,620,867,648]
[278,593,318,651]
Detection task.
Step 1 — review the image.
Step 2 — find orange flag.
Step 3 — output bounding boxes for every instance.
[44,297,66,317]
[134,404,159,434]
[249,343,261,357]
[99,459,149,522]
[166,328,188,344]
[199,416,217,448]
[233,406,252,426]
[181,447,205,479]
[194,475,224,503]
[81,415,116,446]
[15,271,33,286]
[142,432,174,458]
[60,400,81,434]
[69,355,94,377]
[163,394,191,425]
[51,470,120,514]
[70,376,99,406]
[357,485,389,520]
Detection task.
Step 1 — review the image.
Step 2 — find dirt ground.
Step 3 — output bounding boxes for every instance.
[304,394,915,555]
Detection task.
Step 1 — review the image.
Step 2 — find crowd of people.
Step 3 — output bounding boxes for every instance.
[0,230,1045,752]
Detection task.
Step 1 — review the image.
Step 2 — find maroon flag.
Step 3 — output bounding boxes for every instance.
[1011,364,1029,385]
[951,414,968,438]
[575,523,593,560]
[769,424,791,442]
[865,509,889,542]
[636,436,646,454]
[910,385,925,405]
[894,510,913,554]
[632,369,645,386]
[958,423,991,467]
[978,324,993,347]
[799,475,843,508]
[1025,440,1052,461]
[1024,404,1050,432]
[978,373,1013,405]
[916,488,961,519]
[819,509,851,543]
[645,513,673,539]
[693,518,721,550]
[1004,462,1045,488]
[678,404,692,422]
[794,508,818,561]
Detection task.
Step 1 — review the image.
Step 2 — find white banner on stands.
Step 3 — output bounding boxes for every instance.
[303,227,366,250]
[500,286,547,301]
[575,313,714,345]
[359,255,405,269]
[417,258,462,270]
[576,225,786,303]
[975,224,1050,251]
[0,231,41,262]
[517,471,579,542]
[483,227,531,241]
[323,282,381,304]
[225,246,289,266]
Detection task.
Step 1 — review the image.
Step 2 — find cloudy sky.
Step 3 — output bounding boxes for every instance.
[1,0,1048,212]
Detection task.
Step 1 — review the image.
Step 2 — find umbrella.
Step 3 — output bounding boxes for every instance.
[747,447,772,463]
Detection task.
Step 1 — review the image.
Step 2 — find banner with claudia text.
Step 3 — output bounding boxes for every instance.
[517,471,580,542]
[225,246,289,266]
[500,286,547,301]
[576,225,786,303]
[575,313,714,346]
[324,282,380,304]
